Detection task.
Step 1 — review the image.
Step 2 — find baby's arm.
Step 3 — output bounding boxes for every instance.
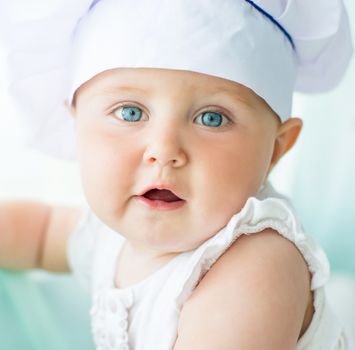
[174,229,313,350]
[0,201,82,271]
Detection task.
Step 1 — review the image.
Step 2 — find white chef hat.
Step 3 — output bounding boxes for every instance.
[3,0,353,158]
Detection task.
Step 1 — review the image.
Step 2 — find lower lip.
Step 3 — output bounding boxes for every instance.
[134,196,186,210]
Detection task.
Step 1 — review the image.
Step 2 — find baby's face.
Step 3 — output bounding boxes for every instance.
[74,68,280,253]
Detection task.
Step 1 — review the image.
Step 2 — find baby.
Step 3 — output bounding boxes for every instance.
[1,0,354,349]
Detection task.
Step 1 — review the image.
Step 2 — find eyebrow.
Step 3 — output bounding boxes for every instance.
[209,88,259,111]
[97,85,151,96]
[90,81,259,112]
[73,83,149,106]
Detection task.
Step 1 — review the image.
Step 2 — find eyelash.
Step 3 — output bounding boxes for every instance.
[196,107,232,127]
[109,102,233,126]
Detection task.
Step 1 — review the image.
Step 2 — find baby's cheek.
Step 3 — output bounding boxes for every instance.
[82,159,138,223]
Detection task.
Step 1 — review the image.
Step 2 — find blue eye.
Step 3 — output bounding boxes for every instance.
[114,106,143,122]
[195,111,229,127]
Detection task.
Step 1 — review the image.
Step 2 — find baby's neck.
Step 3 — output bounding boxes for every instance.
[114,240,179,289]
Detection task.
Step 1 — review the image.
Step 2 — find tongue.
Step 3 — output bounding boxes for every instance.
[144,189,181,202]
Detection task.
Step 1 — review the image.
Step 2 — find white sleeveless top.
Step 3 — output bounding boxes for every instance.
[68,184,352,350]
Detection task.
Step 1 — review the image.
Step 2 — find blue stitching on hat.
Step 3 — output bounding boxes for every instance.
[244,0,295,50]
[89,0,101,10]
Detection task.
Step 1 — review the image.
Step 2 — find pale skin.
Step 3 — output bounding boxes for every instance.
[0,68,312,349]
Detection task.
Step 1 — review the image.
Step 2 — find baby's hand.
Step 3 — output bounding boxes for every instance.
[0,201,82,271]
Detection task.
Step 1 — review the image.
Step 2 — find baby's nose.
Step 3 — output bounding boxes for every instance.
[143,128,187,168]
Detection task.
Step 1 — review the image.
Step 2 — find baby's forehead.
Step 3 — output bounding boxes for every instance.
[78,68,261,103]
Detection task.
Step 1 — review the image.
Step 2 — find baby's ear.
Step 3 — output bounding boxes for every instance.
[270,117,302,168]
[64,99,76,118]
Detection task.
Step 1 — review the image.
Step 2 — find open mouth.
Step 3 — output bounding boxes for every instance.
[137,188,185,210]
[142,189,182,203]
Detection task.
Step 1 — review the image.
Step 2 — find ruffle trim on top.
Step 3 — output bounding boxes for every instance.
[295,288,348,350]
[175,196,330,308]
[91,288,132,350]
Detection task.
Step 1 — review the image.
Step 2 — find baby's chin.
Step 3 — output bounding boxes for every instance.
[100,198,248,253]
[115,220,226,255]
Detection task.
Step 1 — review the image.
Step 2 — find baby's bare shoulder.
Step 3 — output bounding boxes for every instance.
[174,229,312,350]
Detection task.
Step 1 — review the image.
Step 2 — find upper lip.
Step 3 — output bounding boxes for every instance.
[138,185,185,201]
